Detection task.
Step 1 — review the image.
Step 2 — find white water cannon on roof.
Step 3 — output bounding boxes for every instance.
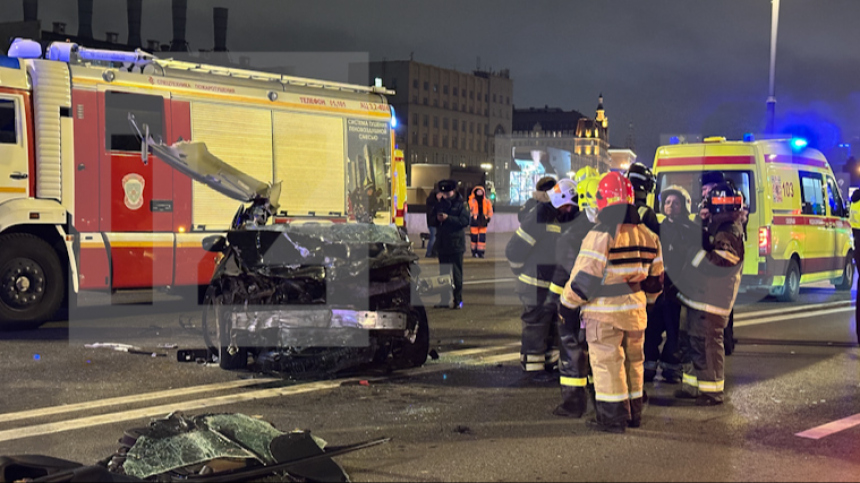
[6,38,154,67]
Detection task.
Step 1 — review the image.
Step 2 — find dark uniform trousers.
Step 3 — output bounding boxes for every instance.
[439,252,464,306]
[519,288,560,372]
[644,293,683,378]
[557,307,592,414]
[679,307,728,401]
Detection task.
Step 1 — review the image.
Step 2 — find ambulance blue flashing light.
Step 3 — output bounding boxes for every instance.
[790,138,808,150]
[389,105,397,129]
[743,133,755,142]
[669,136,680,145]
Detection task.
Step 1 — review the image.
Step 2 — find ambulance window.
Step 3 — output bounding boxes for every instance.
[826,177,847,218]
[0,99,16,144]
[798,172,826,216]
[105,91,164,151]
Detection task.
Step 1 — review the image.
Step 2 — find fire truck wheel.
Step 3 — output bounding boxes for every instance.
[777,259,801,303]
[0,233,64,329]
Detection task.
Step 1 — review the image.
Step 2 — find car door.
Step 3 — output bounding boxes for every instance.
[0,94,30,204]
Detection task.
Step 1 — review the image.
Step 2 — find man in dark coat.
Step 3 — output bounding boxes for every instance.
[433,179,470,309]
[425,187,443,257]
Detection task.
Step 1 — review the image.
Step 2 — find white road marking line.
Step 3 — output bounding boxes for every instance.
[796,413,860,440]
[477,353,520,364]
[441,342,519,357]
[0,377,279,424]
[735,301,852,321]
[734,307,854,327]
[463,278,515,285]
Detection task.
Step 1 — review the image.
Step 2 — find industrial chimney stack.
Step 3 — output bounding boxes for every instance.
[170,0,188,52]
[126,0,142,48]
[213,7,228,52]
[77,0,93,39]
[22,0,37,22]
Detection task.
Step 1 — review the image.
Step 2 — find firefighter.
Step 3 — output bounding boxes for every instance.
[625,162,661,235]
[507,178,578,381]
[674,181,745,406]
[433,179,470,310]
[468,186,494,258]
[849,189,860,343]
[518,176,558,222]
[551,173,601,417]
[561,172,663,433]
[644,185,697,384]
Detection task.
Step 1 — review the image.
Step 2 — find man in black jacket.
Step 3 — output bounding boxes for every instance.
[518,176,558,222]
[433,179,471,309]
[425,187,442,258]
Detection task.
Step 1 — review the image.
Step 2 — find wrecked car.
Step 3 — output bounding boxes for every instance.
[130,115,445,379]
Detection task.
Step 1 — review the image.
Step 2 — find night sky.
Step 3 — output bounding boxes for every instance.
[7,0,860,164]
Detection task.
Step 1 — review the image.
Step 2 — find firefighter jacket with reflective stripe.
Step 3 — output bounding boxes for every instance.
[550,211,595,297]
[507,202,573,296]
[673,217,745,317]
[561,204,664,331]
[850,199,860,230]
[636,200,660,236]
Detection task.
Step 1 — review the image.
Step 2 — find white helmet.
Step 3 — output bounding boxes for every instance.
[660,185,692,215]
[549,178,577,208]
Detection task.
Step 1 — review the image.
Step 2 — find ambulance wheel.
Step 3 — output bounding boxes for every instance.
[835,254,854,291]
[0,234,64,330]
[777,259,801,303]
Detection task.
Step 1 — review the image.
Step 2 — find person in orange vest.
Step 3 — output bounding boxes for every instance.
[468,186,494,258]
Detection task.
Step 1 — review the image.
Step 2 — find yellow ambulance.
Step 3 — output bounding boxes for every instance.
[652,136,853,302]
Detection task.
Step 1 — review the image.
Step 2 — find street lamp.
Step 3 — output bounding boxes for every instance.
[766,0,780,135]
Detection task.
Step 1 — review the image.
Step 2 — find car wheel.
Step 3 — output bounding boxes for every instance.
[835,254,854,291]
[777,259,800,302]
[0,234,65,330]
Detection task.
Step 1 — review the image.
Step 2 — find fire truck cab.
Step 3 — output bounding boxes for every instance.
[653,135,853,302]
[0,38,401,328]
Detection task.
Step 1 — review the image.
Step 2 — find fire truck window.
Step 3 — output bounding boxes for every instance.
[105,91,164,151]
[0,99,17,144]
[799,171,825,216]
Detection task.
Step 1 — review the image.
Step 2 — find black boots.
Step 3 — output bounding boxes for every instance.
[553,387,588,418]
[628,397,644,427]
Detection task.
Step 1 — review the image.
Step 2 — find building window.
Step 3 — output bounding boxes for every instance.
[424,81,429,90]
[433,134,439,146]
[443,101,448,109]
[413,79,418,89]
[412,113,418,125]
[493,93,497,103]
[453,102,458,111]
[443,136,448,148]
[0,98,17,144]
[433,99,438,107]
[453,136,458,148]
[423,115,429,127]
[506,96,510,105]
[423,97,428,105]
[422,133,428,145]
[443,118,449,129]
[443,85,449,94]
[461,138,466,149]
[433,83,438,92]
[462,89,466,98]
[453,87,459,96]
[452,119,459,130]
[412,95,418,103]
[462,104,466,112]
[106,91,164,151]
[412,130,418,143]
[484,109,488,116]
[470,91,474,100]
[434,116,439,128]
[484,93,488,102]
[462,122,466,132]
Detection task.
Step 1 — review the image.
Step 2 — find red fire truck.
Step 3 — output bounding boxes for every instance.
[0,38,401,328]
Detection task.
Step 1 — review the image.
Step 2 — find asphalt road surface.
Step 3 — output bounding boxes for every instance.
[1,257,858,481]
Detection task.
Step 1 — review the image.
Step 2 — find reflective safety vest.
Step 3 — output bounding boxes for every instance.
[850,199,860,230]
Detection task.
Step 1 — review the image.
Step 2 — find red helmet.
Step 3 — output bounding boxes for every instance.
[596,172,635,211]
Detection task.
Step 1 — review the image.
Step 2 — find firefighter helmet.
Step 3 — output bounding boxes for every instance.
[625,162,656,194]
[596,172,634,211]
[548,178,577,208]
[660,185,692,215]
[704,181,744,215]
[577,176,600,210]
[574,166,600,184]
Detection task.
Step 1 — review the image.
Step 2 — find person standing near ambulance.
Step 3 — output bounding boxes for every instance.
[560,173,663,433]
[433,179,470,310]
[468,186,494,258]
[550,173,601,417]
[674,181,745,406]
[849,189,860,343]
[507,179,578,381]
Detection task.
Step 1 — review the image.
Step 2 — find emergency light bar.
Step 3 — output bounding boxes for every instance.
[46,41,153,65]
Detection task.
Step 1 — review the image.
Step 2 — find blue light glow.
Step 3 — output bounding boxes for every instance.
[33,354,40,361]
[669,136,680,145]
[791,138,808,150]
[389,105,397,129]
[743,133,755,142]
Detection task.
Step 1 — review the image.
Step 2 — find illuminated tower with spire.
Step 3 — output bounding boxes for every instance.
[595,93,608,130]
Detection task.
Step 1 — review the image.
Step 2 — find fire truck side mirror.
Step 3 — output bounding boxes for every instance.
[141,123,149,165]
[202,235,227,253]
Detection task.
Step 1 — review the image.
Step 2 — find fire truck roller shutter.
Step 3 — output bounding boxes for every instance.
[273,111,345,217]
[190,102,273,230]
[26,60,71,203]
